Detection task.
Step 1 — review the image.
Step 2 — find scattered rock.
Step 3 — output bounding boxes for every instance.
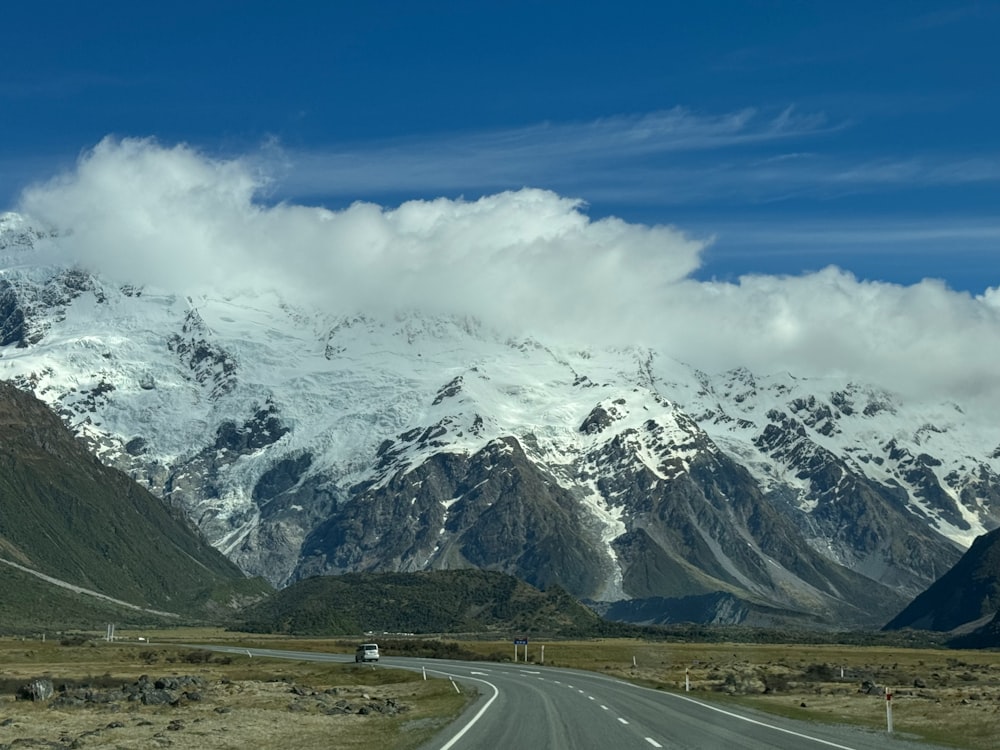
[7,738,65,749]
[141,689,177,706]
[2,673,412,749]
[16,678,54,702]
[860,680,884,695]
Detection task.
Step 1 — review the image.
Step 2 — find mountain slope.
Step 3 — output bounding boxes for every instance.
[1,213,997,628]
[0,380,269,622]
[884,527,1000,633]
[0,562,163,633]
[948,609,1000,648]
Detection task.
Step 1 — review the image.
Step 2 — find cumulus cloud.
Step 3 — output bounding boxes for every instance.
[659,271,1000,402]
[15,137,1000,406]
[18,137,705,333]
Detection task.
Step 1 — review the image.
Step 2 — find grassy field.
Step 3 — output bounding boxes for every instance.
[0,632,473,750]
[4,629,1000,749]
[460,637,1000,750]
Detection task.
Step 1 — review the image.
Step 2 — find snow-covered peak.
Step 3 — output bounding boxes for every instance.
[1,214,998,619]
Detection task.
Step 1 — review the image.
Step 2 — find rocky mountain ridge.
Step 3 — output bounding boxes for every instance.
[885,527,1000,635]
[2,212,998,628]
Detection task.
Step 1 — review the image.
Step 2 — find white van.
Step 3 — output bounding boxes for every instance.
[355,643,379,663]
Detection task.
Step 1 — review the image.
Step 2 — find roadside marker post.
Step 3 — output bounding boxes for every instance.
[685,668,690,692]
[885,688,893,733]
[514,638,528,663]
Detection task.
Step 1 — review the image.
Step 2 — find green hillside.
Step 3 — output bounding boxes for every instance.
[235,569,623,637]
[0,381,270,629]
[0,563,178,632]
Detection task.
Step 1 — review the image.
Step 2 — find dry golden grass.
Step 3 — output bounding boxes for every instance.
[0,634,472,750]
[475,638,1000,750]
[7,630,1000,749]
[155,633,1000,748]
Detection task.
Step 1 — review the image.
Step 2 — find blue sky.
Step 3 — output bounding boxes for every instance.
[2,1,999,293]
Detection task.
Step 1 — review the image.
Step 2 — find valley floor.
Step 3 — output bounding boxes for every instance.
[551,639,1000,750]
[4,631,1000,749]
[0,637,470,750]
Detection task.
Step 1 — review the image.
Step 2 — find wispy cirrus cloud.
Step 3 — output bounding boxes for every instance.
[262,107,1000,214]
[272,106,839,201]
[693,218,1000,256]
[906,2,1000,30]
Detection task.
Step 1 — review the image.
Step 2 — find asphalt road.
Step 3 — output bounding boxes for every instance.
[194,645,952,750]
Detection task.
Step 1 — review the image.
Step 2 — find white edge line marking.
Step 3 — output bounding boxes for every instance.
[193,647,501,750]
[629,681,860,750]
[536,666,863,750]
[423,668,500,750]
[195,648,856,750]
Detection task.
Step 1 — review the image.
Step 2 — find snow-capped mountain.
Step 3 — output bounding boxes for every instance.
[2,212,998,628]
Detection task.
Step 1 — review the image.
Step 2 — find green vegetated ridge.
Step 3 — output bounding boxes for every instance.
[235,569,629,637]
[0,562,169,633]
[0,381,271,631]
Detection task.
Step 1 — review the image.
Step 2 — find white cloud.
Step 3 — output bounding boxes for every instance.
[276,106,839,201]
[260,108,1000,210]
[657,271,1000,403]
[15,137,1000,407]
[17,136,705,332]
